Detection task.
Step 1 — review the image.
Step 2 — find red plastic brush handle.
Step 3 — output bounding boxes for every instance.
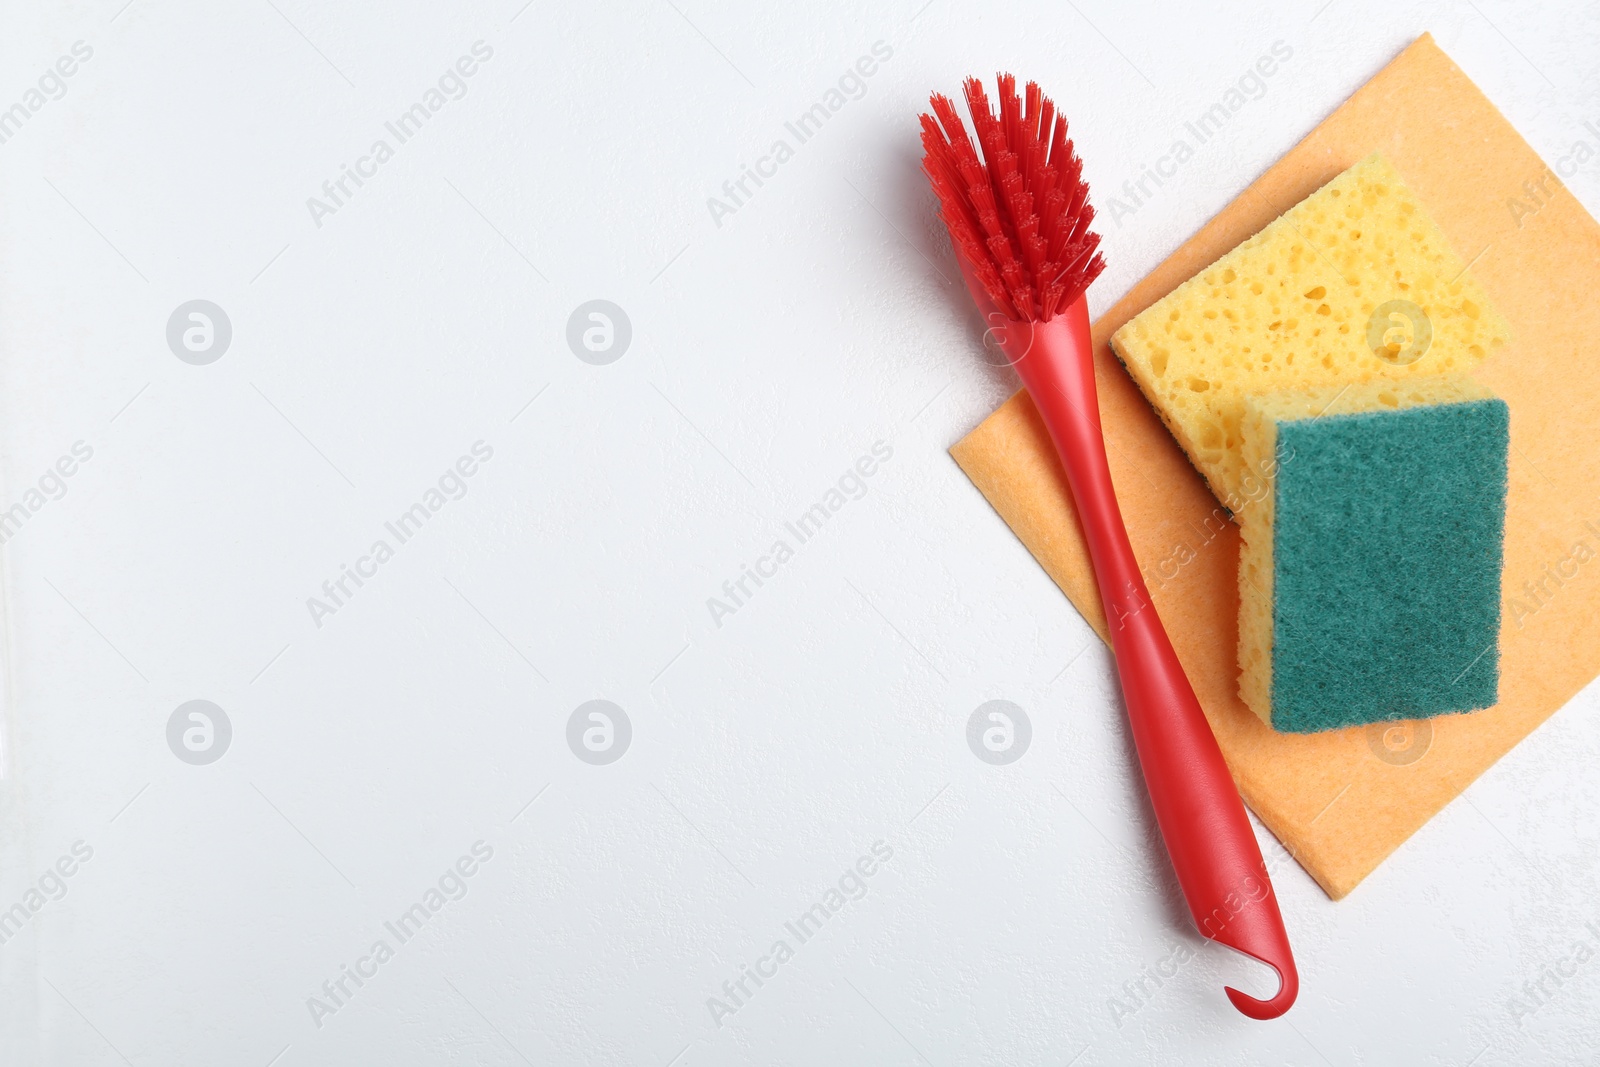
[995,296,1298,1020]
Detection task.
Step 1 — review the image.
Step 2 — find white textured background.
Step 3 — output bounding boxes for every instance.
[1,0,1598,1064]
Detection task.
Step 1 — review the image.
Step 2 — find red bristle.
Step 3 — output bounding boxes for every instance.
[921,74,1105,322]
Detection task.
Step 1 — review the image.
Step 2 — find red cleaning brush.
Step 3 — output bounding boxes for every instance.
[922,75,1298,1020]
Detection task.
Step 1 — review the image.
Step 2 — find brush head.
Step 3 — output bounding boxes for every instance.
[921,74,1105,323]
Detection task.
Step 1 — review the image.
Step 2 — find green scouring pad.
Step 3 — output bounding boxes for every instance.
[1236,376,1509,733]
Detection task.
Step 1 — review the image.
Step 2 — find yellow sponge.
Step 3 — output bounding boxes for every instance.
[1109,154,1510,509]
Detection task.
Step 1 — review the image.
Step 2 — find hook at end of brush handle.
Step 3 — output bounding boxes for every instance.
[998,298,1298,1020]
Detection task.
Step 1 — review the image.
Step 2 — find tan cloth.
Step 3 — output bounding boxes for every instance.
[950,34,1600,899]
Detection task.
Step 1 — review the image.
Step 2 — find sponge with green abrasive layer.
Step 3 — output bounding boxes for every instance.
[1108,154,1511,512]
[1237,376,1508,733]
